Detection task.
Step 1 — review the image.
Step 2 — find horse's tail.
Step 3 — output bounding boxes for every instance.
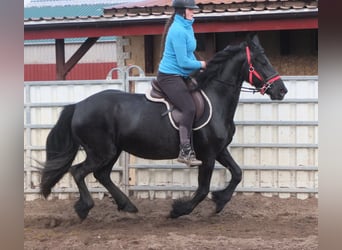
[40,104,79,198]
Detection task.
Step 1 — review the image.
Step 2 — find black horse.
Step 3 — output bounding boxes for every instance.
[40,34,287,220]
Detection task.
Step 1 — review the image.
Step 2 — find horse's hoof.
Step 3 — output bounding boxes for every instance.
[169,212,178,219]
[215,202,226,214]
[169,198,192,218]
[169,209,182,219]
[74,200,94,220]
[119,202,138,213]
[211,191,229,214]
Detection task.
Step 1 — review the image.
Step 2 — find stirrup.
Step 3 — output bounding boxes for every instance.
[177,144,202,167]
[177,156,202,167]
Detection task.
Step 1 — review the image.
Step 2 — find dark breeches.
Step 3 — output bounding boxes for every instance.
[157,72,196,145]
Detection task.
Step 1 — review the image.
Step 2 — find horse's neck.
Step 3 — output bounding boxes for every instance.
[203,55,245,122]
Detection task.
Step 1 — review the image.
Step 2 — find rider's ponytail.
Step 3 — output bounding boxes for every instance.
[160,8,185,59]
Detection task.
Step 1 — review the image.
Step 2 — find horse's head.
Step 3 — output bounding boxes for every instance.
[244,33,288,100]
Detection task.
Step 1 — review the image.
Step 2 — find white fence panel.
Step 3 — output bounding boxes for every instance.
[127,76,318,199]
[24,76,126,200]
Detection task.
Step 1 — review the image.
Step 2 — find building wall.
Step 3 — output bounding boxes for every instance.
[259,30,318,76]
[121,30,318,76]
[28,30,318,81]
[24,41,118,80]
[123,36,146,74]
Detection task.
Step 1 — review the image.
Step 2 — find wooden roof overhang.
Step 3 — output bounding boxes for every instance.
[25,9,317,39]
[24,8,318,79]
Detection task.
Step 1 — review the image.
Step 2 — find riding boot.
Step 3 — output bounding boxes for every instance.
[177,143,202,167]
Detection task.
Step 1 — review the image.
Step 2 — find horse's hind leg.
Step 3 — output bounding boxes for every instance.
[70,123,123,219]
[69,159,97,220]
[93,157,138,213]
[212,148,242,213]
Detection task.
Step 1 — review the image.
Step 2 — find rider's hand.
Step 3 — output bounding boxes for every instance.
[200,61,206,69]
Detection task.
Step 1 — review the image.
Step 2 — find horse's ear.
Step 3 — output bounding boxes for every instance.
[246,32,259,47]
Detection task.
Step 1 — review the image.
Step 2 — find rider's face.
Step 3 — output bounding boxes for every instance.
[185,8,195,20]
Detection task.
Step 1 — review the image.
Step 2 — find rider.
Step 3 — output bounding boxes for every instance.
[157,0,206,166]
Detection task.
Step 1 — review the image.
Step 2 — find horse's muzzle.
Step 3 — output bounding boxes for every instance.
[272,87,287,100]
[268,81,288,100]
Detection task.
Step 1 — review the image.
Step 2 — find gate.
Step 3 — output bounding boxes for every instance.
[24,66,318,200]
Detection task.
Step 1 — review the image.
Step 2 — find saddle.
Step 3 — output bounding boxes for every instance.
[146,78,212,131]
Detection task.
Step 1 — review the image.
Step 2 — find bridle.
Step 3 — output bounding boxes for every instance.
[243,46,281,95]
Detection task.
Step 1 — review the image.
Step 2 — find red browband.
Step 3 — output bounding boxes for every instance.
[245,46,280,95]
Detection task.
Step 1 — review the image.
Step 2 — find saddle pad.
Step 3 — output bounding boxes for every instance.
[145,87,213,131]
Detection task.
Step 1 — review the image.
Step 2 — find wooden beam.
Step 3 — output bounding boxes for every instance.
[25,24,165,40]
[194,18,318,33]
[64,37,99,76]
[24,18,318,40]
[54,37,99,80]
[144,35,154,74]
[55,39,65,80]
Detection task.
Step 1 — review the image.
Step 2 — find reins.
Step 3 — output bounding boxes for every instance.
[240,85,260,94]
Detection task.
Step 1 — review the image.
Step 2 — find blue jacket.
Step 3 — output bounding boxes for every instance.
[158,14,202,77]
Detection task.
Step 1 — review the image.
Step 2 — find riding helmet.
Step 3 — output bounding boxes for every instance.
[172,0,199,9]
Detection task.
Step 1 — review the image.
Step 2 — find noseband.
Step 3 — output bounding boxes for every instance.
[245,46,280,95]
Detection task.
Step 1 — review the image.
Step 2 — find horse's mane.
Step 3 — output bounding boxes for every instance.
[195,43,244,89]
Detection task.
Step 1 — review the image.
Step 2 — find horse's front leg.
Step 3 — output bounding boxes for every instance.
[170,159,215,218]
[212,148,242,213]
